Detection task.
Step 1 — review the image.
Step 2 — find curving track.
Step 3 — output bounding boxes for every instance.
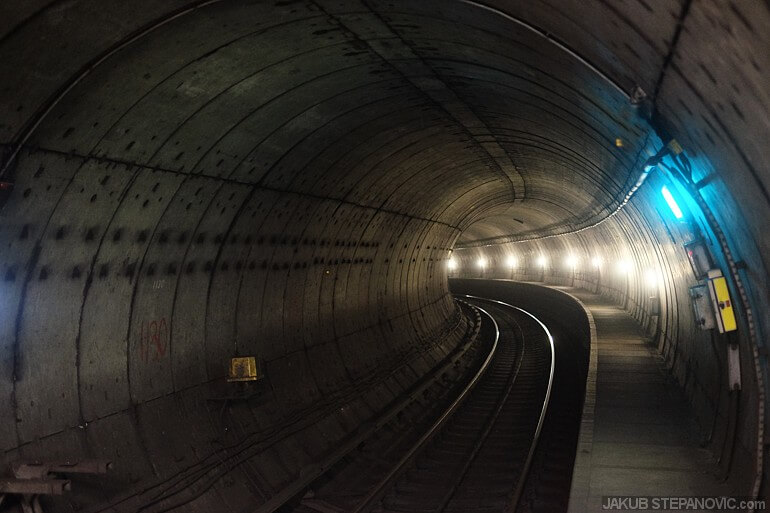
[285,295,556,513]
[365,297,554,513]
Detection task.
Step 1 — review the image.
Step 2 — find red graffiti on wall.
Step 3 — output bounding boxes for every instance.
[139,317,168,363]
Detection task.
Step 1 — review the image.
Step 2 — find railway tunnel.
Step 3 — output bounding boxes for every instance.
[0,0,768,511]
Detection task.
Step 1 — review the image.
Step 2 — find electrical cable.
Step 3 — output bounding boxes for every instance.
[705,329,724,446]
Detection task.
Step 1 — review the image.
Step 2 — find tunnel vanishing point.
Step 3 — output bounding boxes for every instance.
[0,0,769,511]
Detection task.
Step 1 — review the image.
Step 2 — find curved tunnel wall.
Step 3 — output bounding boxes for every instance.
[449,0,770,497]
[0,0,768,510]
[454,159,768,492]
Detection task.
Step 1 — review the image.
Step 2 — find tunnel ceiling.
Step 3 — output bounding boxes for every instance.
[0,0,664,239]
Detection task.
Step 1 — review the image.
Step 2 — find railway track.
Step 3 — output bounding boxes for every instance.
[284,295,556,513]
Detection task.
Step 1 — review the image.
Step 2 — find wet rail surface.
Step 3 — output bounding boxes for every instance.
[282,295,557,513]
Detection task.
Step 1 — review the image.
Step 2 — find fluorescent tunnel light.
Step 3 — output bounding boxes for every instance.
[661,185,684,219]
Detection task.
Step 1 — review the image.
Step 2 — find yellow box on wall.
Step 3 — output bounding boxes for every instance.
[227,356,262,382]
[707,271,737,333]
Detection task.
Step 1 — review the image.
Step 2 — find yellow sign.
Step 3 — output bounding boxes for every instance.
[227,357,262,382]
[708,274,737,333]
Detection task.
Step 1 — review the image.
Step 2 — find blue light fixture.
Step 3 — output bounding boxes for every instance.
[661,185,683,219]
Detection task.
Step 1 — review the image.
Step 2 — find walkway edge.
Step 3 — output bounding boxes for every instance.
[548,287,597,513]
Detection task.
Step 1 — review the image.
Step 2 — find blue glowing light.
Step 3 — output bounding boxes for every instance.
[661,185,683,219]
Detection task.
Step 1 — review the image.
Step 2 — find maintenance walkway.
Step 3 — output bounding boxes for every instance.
[565,287,732,512]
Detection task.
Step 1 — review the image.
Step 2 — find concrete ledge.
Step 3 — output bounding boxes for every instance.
[551,289,597,513]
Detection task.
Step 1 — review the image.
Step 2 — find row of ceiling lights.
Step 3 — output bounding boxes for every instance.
[448,255,661,285]
[443,156,691,287]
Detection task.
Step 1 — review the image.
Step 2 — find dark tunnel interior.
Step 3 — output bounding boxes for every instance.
[1,0,769,511]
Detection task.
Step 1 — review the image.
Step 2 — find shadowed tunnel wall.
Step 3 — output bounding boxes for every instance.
[0,0,768,511]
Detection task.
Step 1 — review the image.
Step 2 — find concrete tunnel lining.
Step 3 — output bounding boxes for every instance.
[0,0,769,510]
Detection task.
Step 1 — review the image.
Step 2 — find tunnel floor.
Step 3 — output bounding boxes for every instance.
[556,287,732,511]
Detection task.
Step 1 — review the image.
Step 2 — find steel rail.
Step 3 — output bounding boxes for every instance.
[458,294,556,512]
[349,303,501,513]
[432,302,527,513]
[247,303,482,513]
